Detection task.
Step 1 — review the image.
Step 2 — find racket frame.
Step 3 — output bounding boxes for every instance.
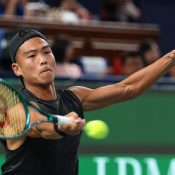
[0,79,72,140]
[0,79,30,139]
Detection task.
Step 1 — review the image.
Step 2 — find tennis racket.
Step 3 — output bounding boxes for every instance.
[0,79,72,140]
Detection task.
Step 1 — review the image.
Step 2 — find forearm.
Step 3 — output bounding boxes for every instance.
[70,51,175,110]
[121,50,175,97]
[27,107,61,138]
[28,109,84,138]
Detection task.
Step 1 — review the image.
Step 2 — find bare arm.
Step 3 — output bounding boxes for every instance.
[3,0,27,17]
[27,106,85,139]
[70,50,175,111]
[6,104,85,150]
[74,2,91,20]
[3,0,19,16]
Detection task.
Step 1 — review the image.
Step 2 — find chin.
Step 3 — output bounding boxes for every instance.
[40,77,54,86]
[37,72,55,86]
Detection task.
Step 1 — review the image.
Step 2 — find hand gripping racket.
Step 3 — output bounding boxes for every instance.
[0,79,72,139]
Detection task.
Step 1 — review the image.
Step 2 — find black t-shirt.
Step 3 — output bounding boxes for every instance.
[1,88,84,175]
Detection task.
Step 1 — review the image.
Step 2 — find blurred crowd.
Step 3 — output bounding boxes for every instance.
[0,0,141,23]
[0,0,175,79]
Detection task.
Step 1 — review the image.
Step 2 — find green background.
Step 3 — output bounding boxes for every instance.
[80,90,175,147]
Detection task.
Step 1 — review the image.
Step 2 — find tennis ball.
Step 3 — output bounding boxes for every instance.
[84,120,109,139]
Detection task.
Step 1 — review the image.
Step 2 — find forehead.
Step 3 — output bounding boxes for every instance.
[18,37,49,53]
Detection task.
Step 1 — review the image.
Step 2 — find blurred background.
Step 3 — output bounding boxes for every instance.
[1,0,175,174]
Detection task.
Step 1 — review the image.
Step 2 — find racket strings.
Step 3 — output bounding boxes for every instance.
[0,84,7,136]
[0,83,26,137]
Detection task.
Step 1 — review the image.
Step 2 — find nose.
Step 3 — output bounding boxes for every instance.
[40,56,48,65]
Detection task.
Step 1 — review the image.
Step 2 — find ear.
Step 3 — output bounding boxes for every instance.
[11,63,22,77]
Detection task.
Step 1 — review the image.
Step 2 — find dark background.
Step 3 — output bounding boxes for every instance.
[78,0,175,55]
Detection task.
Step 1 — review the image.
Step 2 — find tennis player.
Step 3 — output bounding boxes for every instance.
[1,28,175,175]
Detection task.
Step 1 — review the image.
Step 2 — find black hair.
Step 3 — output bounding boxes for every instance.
[9,28,47,63]
[138,39,156,58]
[121,51,141,65]
[51,35,71,63]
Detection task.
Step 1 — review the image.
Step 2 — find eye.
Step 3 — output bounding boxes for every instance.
[44,49,52,54]
[45,51,51,54]
[27,54,36,58]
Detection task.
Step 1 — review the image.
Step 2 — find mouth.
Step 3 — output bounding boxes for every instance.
[40,67,52,74]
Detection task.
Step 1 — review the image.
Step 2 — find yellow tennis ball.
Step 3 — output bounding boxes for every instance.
[84,120,109,139]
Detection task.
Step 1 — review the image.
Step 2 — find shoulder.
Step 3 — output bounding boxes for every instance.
[68,86,93,103]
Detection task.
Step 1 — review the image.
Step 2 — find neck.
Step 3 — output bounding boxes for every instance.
[24,82,57,101]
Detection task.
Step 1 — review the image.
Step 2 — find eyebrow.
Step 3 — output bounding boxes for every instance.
[23,45,51,55]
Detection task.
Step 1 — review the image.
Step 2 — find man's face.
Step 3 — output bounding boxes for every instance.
[12,37,56,87]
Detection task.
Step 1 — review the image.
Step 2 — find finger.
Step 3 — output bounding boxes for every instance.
[74,119,85,131]
[65,112,79,120]
[74,118,85,125]
[63,120,84,135]
[58,118,85,135]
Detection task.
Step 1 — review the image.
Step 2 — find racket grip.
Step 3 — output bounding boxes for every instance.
[54,115,73,125]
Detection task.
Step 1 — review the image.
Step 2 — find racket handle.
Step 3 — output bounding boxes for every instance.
[54,115,73,125]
